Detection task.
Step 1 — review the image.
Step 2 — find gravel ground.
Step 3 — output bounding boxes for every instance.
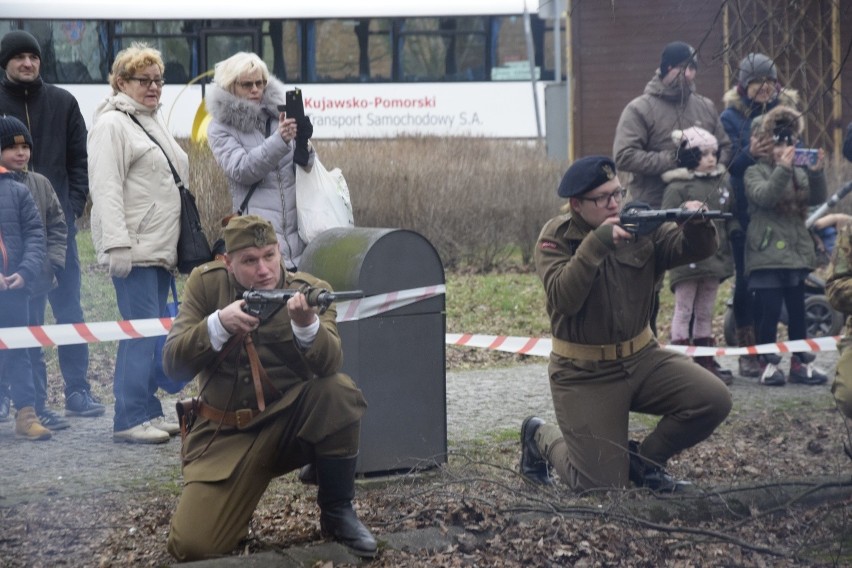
[0,350,841,507]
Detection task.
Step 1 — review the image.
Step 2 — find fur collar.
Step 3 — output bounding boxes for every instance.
[755,105,804,139]
[661,163,727,184]
[205,76,287,133]
[722,86,799,115]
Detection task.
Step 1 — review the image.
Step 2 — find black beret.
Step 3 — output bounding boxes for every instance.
[557,156,617,198]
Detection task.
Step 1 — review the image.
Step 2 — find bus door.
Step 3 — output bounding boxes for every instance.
[199,27,261,83]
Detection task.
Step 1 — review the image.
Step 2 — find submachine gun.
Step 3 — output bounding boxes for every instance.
[242,286,364,320]
[619,201,732,237]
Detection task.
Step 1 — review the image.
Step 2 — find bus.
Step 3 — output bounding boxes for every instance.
[1,1,564,140]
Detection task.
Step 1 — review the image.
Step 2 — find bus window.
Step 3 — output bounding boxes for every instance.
[116,21,193,84]
[491,15,538,81]
[202,30,258,79]
[314,18,391,82]
[0,20,105,83]
[400,17,487,82]
[262,19,301,83]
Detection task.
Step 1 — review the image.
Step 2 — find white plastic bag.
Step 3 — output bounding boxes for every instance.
[295,157,355,243]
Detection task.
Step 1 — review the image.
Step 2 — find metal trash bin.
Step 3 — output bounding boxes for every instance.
[299,227,446,475]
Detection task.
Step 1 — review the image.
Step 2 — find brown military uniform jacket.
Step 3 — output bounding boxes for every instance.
[162,260,366,482]
[534,212,718,345]
[826,224,852,419]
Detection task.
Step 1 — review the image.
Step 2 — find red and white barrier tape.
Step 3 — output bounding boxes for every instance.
[0,281,841,358]
[0,285,446,350]
[445,334,841,358]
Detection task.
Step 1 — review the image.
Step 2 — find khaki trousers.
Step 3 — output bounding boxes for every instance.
[167,376,362,562]
[833,336,852,419]
[537,343,732,491]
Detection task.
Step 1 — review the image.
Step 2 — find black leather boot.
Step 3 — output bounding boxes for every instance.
[298,463,317,485]
[316,455,377,558]
[520,416,553,485]
[627,441,692,493]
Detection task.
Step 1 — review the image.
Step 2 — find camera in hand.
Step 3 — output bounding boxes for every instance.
[793,148,818,167]
[277,88,305,120]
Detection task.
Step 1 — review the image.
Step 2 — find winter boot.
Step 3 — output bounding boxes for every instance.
[627,440,692,493]
[298,463,318,485]
[315,455,377,558]
[789,352,829,385]
[758,354,786,386]
[15,406,52,441]
[520,416,553,485]
[693,337,733,385]
[736,326,761,378]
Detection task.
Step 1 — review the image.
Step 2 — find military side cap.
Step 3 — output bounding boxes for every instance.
[223,215,278,253]
[557,156,617,198]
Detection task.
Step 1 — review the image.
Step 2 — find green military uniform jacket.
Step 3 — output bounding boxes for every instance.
[826,224,852,419]
[534,211,718,345]
[661,165,734,290]
[743,161,827,277]
[162,260,366,482]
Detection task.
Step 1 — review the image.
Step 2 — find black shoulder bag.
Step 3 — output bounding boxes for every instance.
[126,113,212,274]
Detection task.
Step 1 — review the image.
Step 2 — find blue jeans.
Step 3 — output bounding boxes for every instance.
[28,294,49,411]
[0,289,36,409]
[112,266,170,432]
[48,234,91,397]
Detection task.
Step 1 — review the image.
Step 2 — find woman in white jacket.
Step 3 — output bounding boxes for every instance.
[88,43,184,444]
[205,52,315,270]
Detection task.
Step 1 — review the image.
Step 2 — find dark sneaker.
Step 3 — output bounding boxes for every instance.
[758,355,785,386]
[789,354,828,385]
[65,391,106,417]
[37,408,71,431]
[520,416,553,485]
[628,440,692,493]
[0,394,10,423]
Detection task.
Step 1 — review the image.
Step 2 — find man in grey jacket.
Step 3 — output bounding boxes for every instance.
[613,41,731,209]
[612,41,731,334]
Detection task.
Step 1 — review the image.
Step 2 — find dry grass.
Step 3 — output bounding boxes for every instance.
[185,137,566,272]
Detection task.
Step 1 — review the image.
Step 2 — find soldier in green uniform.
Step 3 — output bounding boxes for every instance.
[520,156,732,492]
[163,215,376,561]
[826,222,852,420]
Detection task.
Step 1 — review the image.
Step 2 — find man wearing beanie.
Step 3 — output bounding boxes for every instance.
[0,30,102,419]
[613,40,731,334]
[0,114,71,431]
[520,156,731,493]
[720,52,798,379]
[162,215,376,561]
[613,41,730,209]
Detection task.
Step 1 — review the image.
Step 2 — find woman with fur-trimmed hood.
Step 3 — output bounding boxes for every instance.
[719,53,799,378]
[744,104,828,387]
[205,52,315,271]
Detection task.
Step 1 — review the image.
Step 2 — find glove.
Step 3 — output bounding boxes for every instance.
[675,142,702,170]
[293,138,311,167]
[108,247,132,279]
[295,116,313,141]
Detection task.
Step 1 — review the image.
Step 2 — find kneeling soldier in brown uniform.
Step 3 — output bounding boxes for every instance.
[521,156,732,492]
[163,215,375,560]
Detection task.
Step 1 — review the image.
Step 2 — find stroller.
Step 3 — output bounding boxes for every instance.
[722,180,852,345]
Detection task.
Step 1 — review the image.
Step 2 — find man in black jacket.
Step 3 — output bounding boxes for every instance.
[0,30,104,420]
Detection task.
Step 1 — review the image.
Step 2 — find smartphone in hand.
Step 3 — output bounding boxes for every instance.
[793,148,819,167]
[277,88,305,120]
